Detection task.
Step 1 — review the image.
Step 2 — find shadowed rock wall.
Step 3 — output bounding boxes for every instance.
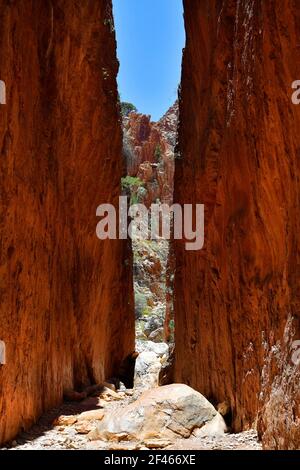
[174,0,300,449]
[0,0,134,444]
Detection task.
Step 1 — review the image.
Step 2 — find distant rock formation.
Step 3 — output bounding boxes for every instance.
[122,102,178,207]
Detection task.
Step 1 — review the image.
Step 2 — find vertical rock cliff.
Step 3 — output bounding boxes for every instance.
[0,0,134,444]
[174,0,300,449]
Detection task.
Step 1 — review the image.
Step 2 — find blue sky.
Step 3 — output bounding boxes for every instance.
[113,0,185,121]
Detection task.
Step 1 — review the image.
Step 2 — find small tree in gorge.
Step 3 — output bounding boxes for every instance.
[121,102,137,117]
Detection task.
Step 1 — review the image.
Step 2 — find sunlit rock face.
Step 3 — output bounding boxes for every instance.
[0,0,134,444]
[122,104,178,345]
[123,103,178,207]
[173,0,300,449]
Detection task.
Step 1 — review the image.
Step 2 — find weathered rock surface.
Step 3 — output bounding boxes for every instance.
[123,106,177,349]
[156,102,179,147]
[133,239,168,307]
[136,340,169,358]
[192,413,227,438]
[133,239,169,341]
[123,103,178,206]
[159,344,175,386]
[4,384,261,450]
[174,0,300,449]
[258,315,300,449]
[148,327,164,343]
[0,0,134,445]
[92,384,217,442]
[144,316,164,337]
[134,342,169,393]
[134,351,162,392]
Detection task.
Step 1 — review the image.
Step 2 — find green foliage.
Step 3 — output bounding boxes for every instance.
[154,144,162,162]
[141,305,152,317]
[121,176,145,205]
[121,176,143,191]
[121,102,137,116]
[130,193,140,206]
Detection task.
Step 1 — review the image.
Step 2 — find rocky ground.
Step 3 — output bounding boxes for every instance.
[1,340,262,451]
[1,397,261,451]
[133,238,170,343]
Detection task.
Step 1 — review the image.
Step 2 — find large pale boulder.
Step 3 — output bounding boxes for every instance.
[134,351,161,391]
[91,384,217,442]
[192,413,227,437]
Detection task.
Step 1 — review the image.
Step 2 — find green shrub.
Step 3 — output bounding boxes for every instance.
[141,305,152,317]
[121,176,145,205]
[130,193,140,206]
[121,102,137,116]
[121,176,143,191]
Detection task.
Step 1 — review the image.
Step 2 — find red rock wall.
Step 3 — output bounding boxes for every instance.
[0,0,134,444]
[174,0,300,448]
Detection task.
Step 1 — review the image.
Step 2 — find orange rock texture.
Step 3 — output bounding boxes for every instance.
[0,0,134,444]
[123,103,178,206]
[174,0,300,449]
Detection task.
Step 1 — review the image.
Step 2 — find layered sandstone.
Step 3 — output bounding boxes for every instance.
[174,0,300,449]
[0,0,134,444]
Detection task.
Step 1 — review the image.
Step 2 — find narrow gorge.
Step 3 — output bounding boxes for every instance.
[0,0,300,453]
